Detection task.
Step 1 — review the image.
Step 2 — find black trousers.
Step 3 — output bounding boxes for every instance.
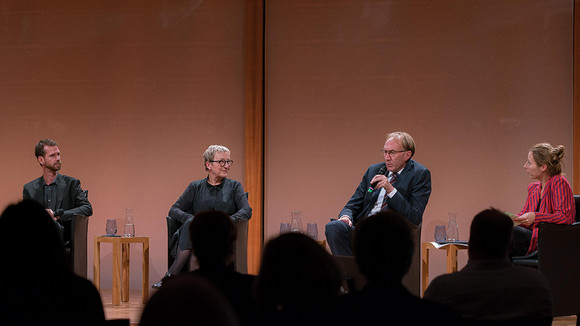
[510,225,532,257]
[325,219,355,256]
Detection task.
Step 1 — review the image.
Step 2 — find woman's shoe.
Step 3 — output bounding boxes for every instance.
[151,272,172,289]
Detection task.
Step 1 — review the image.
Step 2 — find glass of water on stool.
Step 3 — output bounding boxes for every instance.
[434,225,446,243]
[280,223,291,234]
[306,223,318,240]
[106,219,117,236]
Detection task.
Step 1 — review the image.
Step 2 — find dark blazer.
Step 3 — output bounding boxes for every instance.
[23,173,92,221]
[339,159,431,226]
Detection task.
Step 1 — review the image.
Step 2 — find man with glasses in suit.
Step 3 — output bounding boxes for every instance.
[325,131,431,256]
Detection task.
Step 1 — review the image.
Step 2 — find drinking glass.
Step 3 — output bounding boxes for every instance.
[434,225,446,242]
[290,210,302,232]
[280,223,291,234]
[106,219,117,236]
[306,223,318,240]
[124,208,135,237]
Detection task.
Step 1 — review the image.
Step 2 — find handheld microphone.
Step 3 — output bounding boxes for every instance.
[367,165,388,192]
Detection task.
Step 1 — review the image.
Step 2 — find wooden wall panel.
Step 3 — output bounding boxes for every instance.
[575,0,579,194]
[244,0,265,274]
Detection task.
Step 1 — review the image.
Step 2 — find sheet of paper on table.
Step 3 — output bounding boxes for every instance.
[430,241,469,249]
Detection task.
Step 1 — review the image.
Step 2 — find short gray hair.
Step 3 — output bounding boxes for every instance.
[203,145,230,171]
[387,131,415,158]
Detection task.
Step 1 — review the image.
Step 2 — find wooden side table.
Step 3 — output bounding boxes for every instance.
[421,241,468,296]
[94,236,149,305]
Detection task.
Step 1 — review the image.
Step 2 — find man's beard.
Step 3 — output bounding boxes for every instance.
[46,162,61,172]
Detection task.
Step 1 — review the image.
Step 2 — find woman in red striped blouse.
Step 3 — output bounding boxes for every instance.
[511,143,576,256]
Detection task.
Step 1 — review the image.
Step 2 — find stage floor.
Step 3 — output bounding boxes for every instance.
[101,289,147,325]
[100,289,577,326]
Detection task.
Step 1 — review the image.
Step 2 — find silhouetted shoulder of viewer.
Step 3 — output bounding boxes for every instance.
[187,210,257,326]
[140,274,239,326]
[0,200,104,326]
[254,232,342,326]
[332,210,461,326]
[425,208,552,325]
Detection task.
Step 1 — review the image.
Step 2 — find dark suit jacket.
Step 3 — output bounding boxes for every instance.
[23,173,92,221]
[339,159,431,226]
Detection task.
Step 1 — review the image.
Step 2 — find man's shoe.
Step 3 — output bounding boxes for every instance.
[151,272,172,289]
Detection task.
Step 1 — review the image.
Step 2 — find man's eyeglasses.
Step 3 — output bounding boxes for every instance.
[381,150,407,157]
[209,160,234,167]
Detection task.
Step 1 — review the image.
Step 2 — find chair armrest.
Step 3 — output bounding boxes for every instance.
[70,215,89,278]
[167,216,181,244]
[234,218,249,274]
[166,216,182,269]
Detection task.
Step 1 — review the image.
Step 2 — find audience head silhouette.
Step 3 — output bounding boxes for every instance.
[468,208,513,261]
[0,199,66,278]
[140,275,239,326]
[254,232,342,313]
[0,200,105,326]
[353,210,414,283]
[190,210,236,267]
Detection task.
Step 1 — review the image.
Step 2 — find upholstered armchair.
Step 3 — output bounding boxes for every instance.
[512,195,580,317]
[166,216,249,273]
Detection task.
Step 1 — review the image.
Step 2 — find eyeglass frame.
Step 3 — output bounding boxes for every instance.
[209,159,234,167]
[381,149,408,157]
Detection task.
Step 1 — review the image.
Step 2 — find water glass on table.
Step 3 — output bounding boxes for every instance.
[280,223,291,234]
[106,219,117,236]
[306,223,318,240]
[434,225,446,242]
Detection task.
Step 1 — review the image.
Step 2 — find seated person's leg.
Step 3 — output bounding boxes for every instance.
[510,225,532,257]
[325,220,354,256]
[153,219,193,289]
[169,218,193,274]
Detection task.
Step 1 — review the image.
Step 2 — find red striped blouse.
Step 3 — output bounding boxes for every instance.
[518,174,576,254]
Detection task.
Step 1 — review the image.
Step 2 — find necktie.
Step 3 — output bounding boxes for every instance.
[381,173,397,209]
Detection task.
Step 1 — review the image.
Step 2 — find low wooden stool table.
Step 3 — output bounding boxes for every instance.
[94,236,149,305]
[421,241,468,296]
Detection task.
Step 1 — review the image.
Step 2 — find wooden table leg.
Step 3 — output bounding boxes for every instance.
[142,239,149,303]
[446,245,458,274]
[122,243,130,302]
[421,242,430,296]
[112,241,121,306]
[94,238,100,290]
